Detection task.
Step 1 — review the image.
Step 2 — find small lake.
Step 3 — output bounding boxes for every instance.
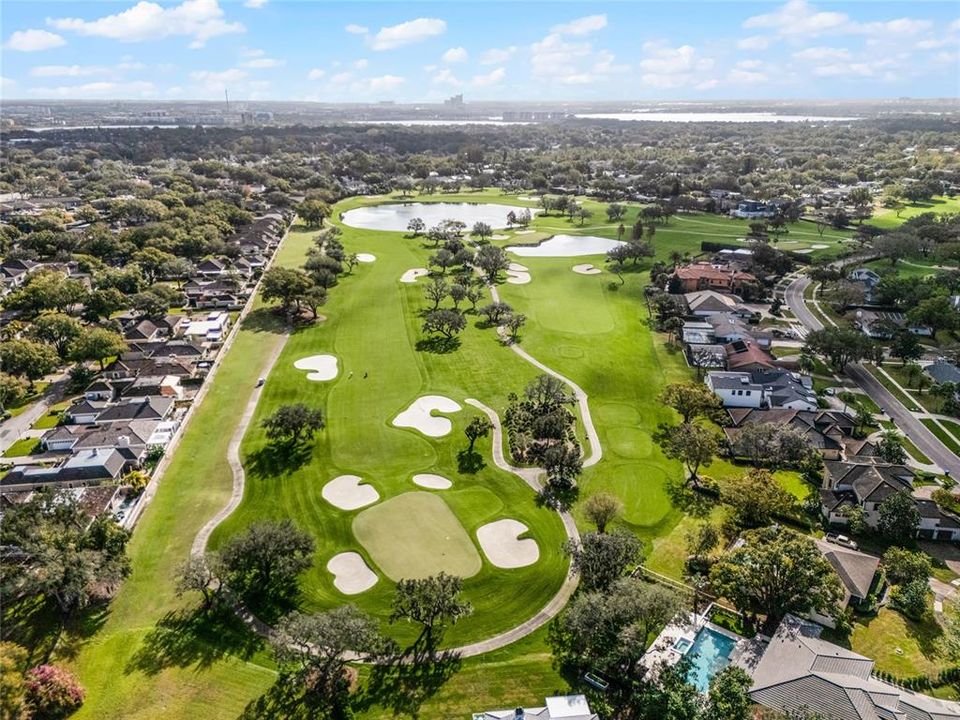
[507,235,625,257]
[340,202,532,231]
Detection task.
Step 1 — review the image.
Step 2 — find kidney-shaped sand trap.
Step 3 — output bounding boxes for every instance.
[412,473,452,490]
[322,475,380,510]
[400,268,430,283]
[506,262,531,285]
[572,263,602,275]
[356,253,376,262]
[392,395,462,437]
[476,519,540,569]
[327,552,378,594]
[294,354,339,381]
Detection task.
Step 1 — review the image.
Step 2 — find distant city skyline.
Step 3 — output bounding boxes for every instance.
[1,0,957,102]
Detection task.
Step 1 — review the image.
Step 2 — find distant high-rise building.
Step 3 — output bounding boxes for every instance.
[444,94,464,107]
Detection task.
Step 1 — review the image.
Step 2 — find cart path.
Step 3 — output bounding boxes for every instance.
[191,333,289,558]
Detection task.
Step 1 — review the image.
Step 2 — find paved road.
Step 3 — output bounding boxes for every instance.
[0,372,69,454]
[785,276,960,476]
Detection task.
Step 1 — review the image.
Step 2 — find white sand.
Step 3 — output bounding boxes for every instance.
[572,263,601,275]
[811,244,828,249]
[322,475,380,510]
[400,268,430,283]
[517,195,539,201]
[514,229,535,235]
[392,395,462,437]
[490,234,510,240]
[327,552,378,594]
[294,354,339,381]
[476,519,539,569]
[794,248,814,254]
[506,262,531,284]
[412,473,452,490]
[356,253,376,263]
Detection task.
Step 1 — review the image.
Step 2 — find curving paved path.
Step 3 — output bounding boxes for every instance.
[487,282,603,467]
[191,336,289,558]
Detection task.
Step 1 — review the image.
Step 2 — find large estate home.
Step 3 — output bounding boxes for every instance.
[705,369,818,411]
[820,461,960,541]
[724,408,875,461]
[670,263,757,295]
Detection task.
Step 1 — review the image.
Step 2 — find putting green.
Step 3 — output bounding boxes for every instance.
[353,492,482,581]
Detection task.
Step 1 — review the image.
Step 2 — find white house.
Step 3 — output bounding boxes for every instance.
[472,695,598,720]
[705,372,765,408]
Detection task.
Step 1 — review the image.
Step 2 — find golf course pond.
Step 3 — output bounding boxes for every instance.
[507,234,626,257]
[340,201,532,231]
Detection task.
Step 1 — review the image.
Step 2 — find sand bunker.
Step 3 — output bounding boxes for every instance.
[506,262,531,285]
[476,519,539,569]
[327,552,378,594]
[400,268,429,283]
[810,244,828,250]
[794,249,814,254]
[412,473,452,490]
[356,253,376,263]
[490,234,510,240]
[573,263,602,275]
[514,229,535,235]
[322,475,380,510]
[294,354,339,381]
[393,395,462,437]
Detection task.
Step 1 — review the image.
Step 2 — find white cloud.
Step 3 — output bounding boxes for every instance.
[241,47,264,57]
[27,80,157,97]
[737,35,769,50]
[307,68,326,81]
[5,29,66,52]
[370,18,445,51]
[243,0,268,7]
[345,23,369,35]
[351,74,406,93]
[353,58,369,69]
[860,18,932,36]
[432,68,461,86]
[728,68,768,83]
[735,59,765,70]
[442,46,467,63]
[551,14,607,36]
[744,0,850,37]
[48,0,244,49]
[638,42,715,89]
[814,62,873,77]
[190,68,248,84]
[31,64,103,77]
[1,77,16,90]
[330,71,352,84]
[241,57,284,68]
[480,46,516,65]
[792,46,851,61]
[695,79,719,90]
[472,67,505,87]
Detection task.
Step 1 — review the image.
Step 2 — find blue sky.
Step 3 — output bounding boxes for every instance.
[1,0,957,102]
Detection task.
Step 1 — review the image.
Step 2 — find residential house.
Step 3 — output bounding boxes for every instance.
[472,695,598,720]
[706,369,817,411]
[708,315,770,347]
[63,398,107,425]
[927,359,960,386]
[848,267,882,303]
[730,199,778,219]
[687,343,727,370]
[683,290,753,318]
[183,311,230,343]
[1,448,126,492]
[195,257,231,279]
[724,408,864,461]
[749,615,960,720]
[96,396,173,424]
[820,461,960,541]
[0,258,40,294]
[670,263,757,295]
[855,310,932,339]
[724,339,777,371]
[682,320,715,345]
[123,319,162,342]
[104,356,194,380]
[809,538,880,628]
[119,374,183,401]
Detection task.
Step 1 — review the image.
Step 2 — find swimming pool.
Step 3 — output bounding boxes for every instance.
[685,627,737,692]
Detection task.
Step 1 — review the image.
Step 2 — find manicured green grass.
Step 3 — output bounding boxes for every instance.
[845,608,947,680]
[211,212,568,649]
[865,364,922,412]
[31,398,73,430]
[3,437,41,457]
[353,492,482,581]
[922,419,960,455]
[838,391,881,415]
[6,382,50,418]
[868,195,960,230]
